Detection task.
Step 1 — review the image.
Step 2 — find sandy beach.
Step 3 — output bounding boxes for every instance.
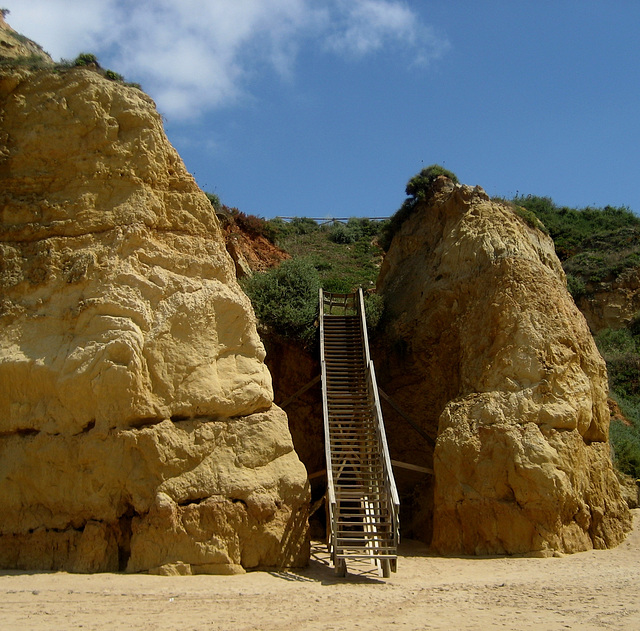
[1,509,638,631]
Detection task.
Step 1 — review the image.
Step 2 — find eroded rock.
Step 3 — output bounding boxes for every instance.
[377,178,631,554]
[0,64,308,572]
[575,267,640,333]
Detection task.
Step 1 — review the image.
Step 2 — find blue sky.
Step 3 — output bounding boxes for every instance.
[8,1,640,219]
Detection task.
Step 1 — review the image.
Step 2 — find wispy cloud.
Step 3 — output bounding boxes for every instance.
[8,0,449,118]
[5,1,119,58]
[326,0,448,62]
[112,0,327,116]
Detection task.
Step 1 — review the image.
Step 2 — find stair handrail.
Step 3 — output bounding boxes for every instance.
[322,290,356,315]
[356,289,401,547]
[319,288,337,558]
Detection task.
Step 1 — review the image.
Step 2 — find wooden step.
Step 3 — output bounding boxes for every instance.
[334,552,397,558]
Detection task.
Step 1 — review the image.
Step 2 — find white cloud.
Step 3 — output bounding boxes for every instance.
[111,0,324,115]
[327,0,418,56]
[325,0,450,65]
[7,0,449,119]
[6,0,122,59]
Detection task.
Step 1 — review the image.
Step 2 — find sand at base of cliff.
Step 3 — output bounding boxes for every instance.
[1,509,639,630]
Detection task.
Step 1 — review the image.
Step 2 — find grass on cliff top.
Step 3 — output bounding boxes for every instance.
[514,195,640,294]
[213,206,387,293]
[0,51,142,90]
[238,216,387,345]
[272,217,385,292]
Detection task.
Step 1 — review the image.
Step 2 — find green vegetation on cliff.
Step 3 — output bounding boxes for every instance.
[231,210,387,345]
[0,46,142,90]
[594,328,640,479]
[272,217,384,292]
[515,195,640,298]
[379,164,458,251]
[242,258,321,344]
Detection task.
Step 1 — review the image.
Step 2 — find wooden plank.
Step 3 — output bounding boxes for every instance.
[378,387,435,446]
[279,374,321,409]
[391,459,434,475]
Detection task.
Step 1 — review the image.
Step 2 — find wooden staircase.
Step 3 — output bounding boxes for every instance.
[320,289,399,577]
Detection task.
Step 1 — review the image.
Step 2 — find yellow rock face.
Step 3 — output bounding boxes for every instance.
[0,67,273,427]
[378,179,631,554]
[0,409,309,572]
[575,267,640,333]
[0,67,309,571]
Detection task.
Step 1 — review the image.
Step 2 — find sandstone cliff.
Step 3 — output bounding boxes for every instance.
[0,14,52,64]
[0,61,308,572]
[376,177,631,555]
[575,268,640,333]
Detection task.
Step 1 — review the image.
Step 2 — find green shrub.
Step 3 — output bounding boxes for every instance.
[328,222,357,244]
[0,54,50,70]
[595,328,637,357]
[380,164,459,251]
[609,394,640,479]
[288,217,320,235]
[566,274,586,300]
[264,217,321,244]
[599,328,640,478]
[610,421,640,479]
[313,260,333,272]
[515,195,640,291]
[514,195,640,260]
[326,217,386,247]
[514,206,549,234]
[322,276,353,293]
[349,217,383,239]
[242,257,320,343]
[105,69,123,81]
[205,192,222,211]
[74,53,100,67]
[405,164,459,202]
[607,355,640,398]
[52,52,143,90]
[364,292,385,330]
[565,251,605,274]
[595,329,640,397]
[259,216,386,316]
